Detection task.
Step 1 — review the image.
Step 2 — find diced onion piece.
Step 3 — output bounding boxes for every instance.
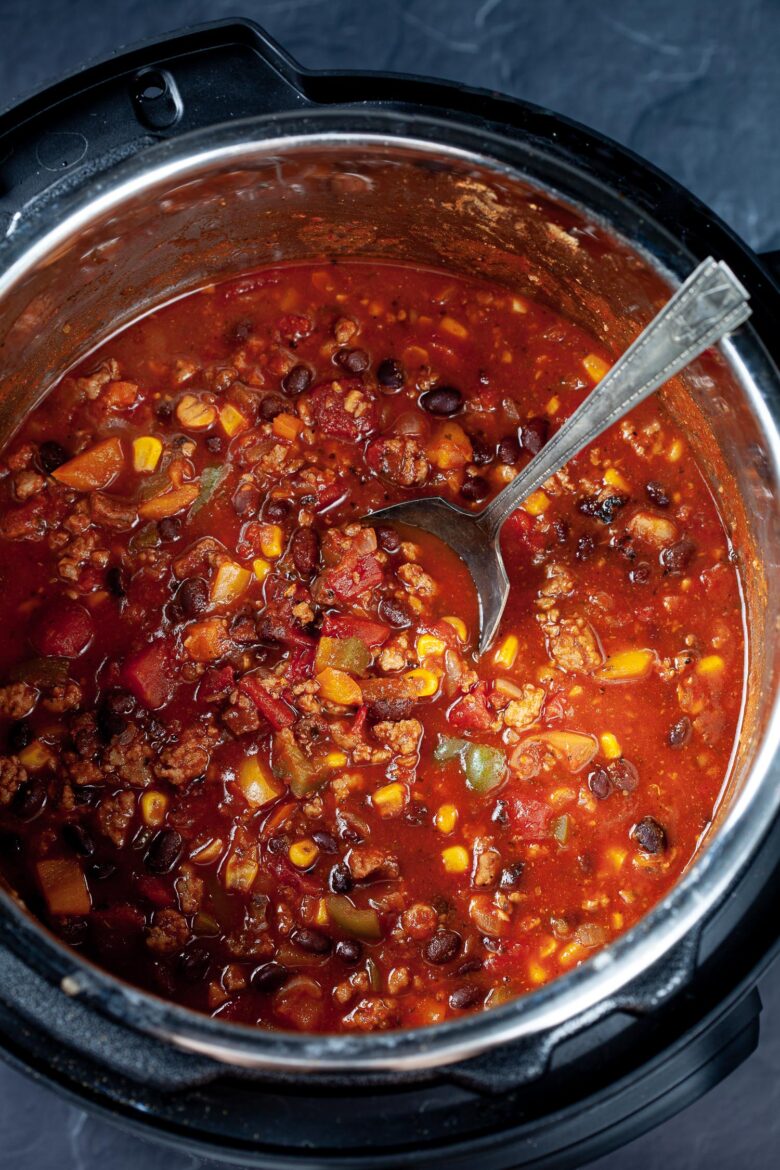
[626,511,678,547]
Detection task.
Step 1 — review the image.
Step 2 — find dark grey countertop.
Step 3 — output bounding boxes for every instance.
[0,1,778,1167]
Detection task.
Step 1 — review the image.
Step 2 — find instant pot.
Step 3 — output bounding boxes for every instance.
[0,19,779,1169]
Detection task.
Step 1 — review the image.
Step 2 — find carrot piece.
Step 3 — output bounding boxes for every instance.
[52,437,124,491]
[138,483,199,520]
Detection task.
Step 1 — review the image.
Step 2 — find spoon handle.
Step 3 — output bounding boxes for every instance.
[477,257,751,541]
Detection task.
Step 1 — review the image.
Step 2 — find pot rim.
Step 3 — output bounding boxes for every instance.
[1,112,779,1071]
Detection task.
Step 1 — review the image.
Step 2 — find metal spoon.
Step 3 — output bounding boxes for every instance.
[367,257,751,654]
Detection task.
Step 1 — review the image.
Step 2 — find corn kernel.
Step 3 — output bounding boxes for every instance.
[210,561,251,607]
[259,524,284,559]
[132,435,163,473]
[252,557,272,582]
[440,315,468,338]
[141,790,168,827]
[441,845,470,873]
[528,961,547,985]
[416,634,447,659]
[667,438,684,463]
[18,740,53,769]
[176,393,216,430]
[605,846,627,871]
[405,667,439,697]
[442,616,467,642]
[538,935,558,959]
[236,757,281,807]
[611,912,624,930]
[597,649,654,682]
[325,751,348,768]
[493,464,518,486]
[511,297,528,313]
[494,634,519,668]
[600,732,622,760]
[524,490,550,516]
[435,803,459,834]
[315,898,329,926]
[583,353,611,382]
[546,397,560,416]
[272,413,303,441]
[559,942,586,967]
[696,654,725,676]
[289,838,319,868]
[604,466,630,492]
[372,782,407,816]
[219,403,248,437]
[317,667,362,706]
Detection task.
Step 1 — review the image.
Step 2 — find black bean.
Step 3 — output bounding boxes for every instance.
[329,864,354,894]
[294,928,332,955]
[232,481,261,517]
[519,417,549,454]
[645,481,670,508]
[178,944,211,984]
[377,358,404,390]
[145,829,183,874]
[59,917,89,945]
[378,596,411,628]
[470,437,495,466]
[62,822,95,856]
[96,699,127,743]
[460,476,490,502]
[629,561,651,585]
[367,697,414,722]
[0,830,21,857]
[588,767,612,800]
[449,983,483,1010]
[376,524,401,553]
[499,861,525,889]
[205,435,223,454]
[158,517,181,543]
[660,538,695,575]
[423,929,461,965]
[7,718,32,755]
[226,318,253,345]
[578,494,627,524]
[177,577,209,618]
[155,398,174,422]
[265,497,291,522]
[632,816,668,854]
[291,527,319,576]
[576,534,595,562]
[336,939,363,965]
[496,435,520,465]
[282,364,312,396]
[312,831,339,854]
[259,394,288,421]
[608,758,639,793]
[419,385,463,417]
[12,779,47,821]
[553,519,570,544]
[89,861,116,881]
[668,716,693,748]
[251,961,289,993]
[336,348,369,374]
[104,566,125,599]
[37,440,70,474]
[266,834,289,855]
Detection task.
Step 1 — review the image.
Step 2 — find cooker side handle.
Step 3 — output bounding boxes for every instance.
[0,19,311,234]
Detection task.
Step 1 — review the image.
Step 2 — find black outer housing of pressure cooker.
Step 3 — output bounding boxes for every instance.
[0,20,779,1170]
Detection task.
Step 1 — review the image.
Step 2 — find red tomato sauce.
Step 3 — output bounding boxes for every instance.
[0,261,744,1032]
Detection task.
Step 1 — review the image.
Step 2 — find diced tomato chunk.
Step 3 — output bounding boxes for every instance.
[197,664,235,703]
[321,614,390,646]
[239,674,295,730]
[505,796,553,841]
[325,554,384,602]
[31,599,94,658]
[287,644,316,684]
[121,640,175,709]
[135,875,174,906]
[447,685,494,733]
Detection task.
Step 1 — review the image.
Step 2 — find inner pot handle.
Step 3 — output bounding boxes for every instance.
[0,19,310,237]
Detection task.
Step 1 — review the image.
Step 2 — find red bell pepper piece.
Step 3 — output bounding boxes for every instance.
[321,613,390,646]
[239,674,295,730]
[287,644,316,684]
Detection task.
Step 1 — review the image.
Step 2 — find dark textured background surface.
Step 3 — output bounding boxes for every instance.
[0,1,778,1167]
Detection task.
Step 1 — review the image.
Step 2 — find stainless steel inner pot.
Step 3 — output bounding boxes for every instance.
[0,110,779,1072]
